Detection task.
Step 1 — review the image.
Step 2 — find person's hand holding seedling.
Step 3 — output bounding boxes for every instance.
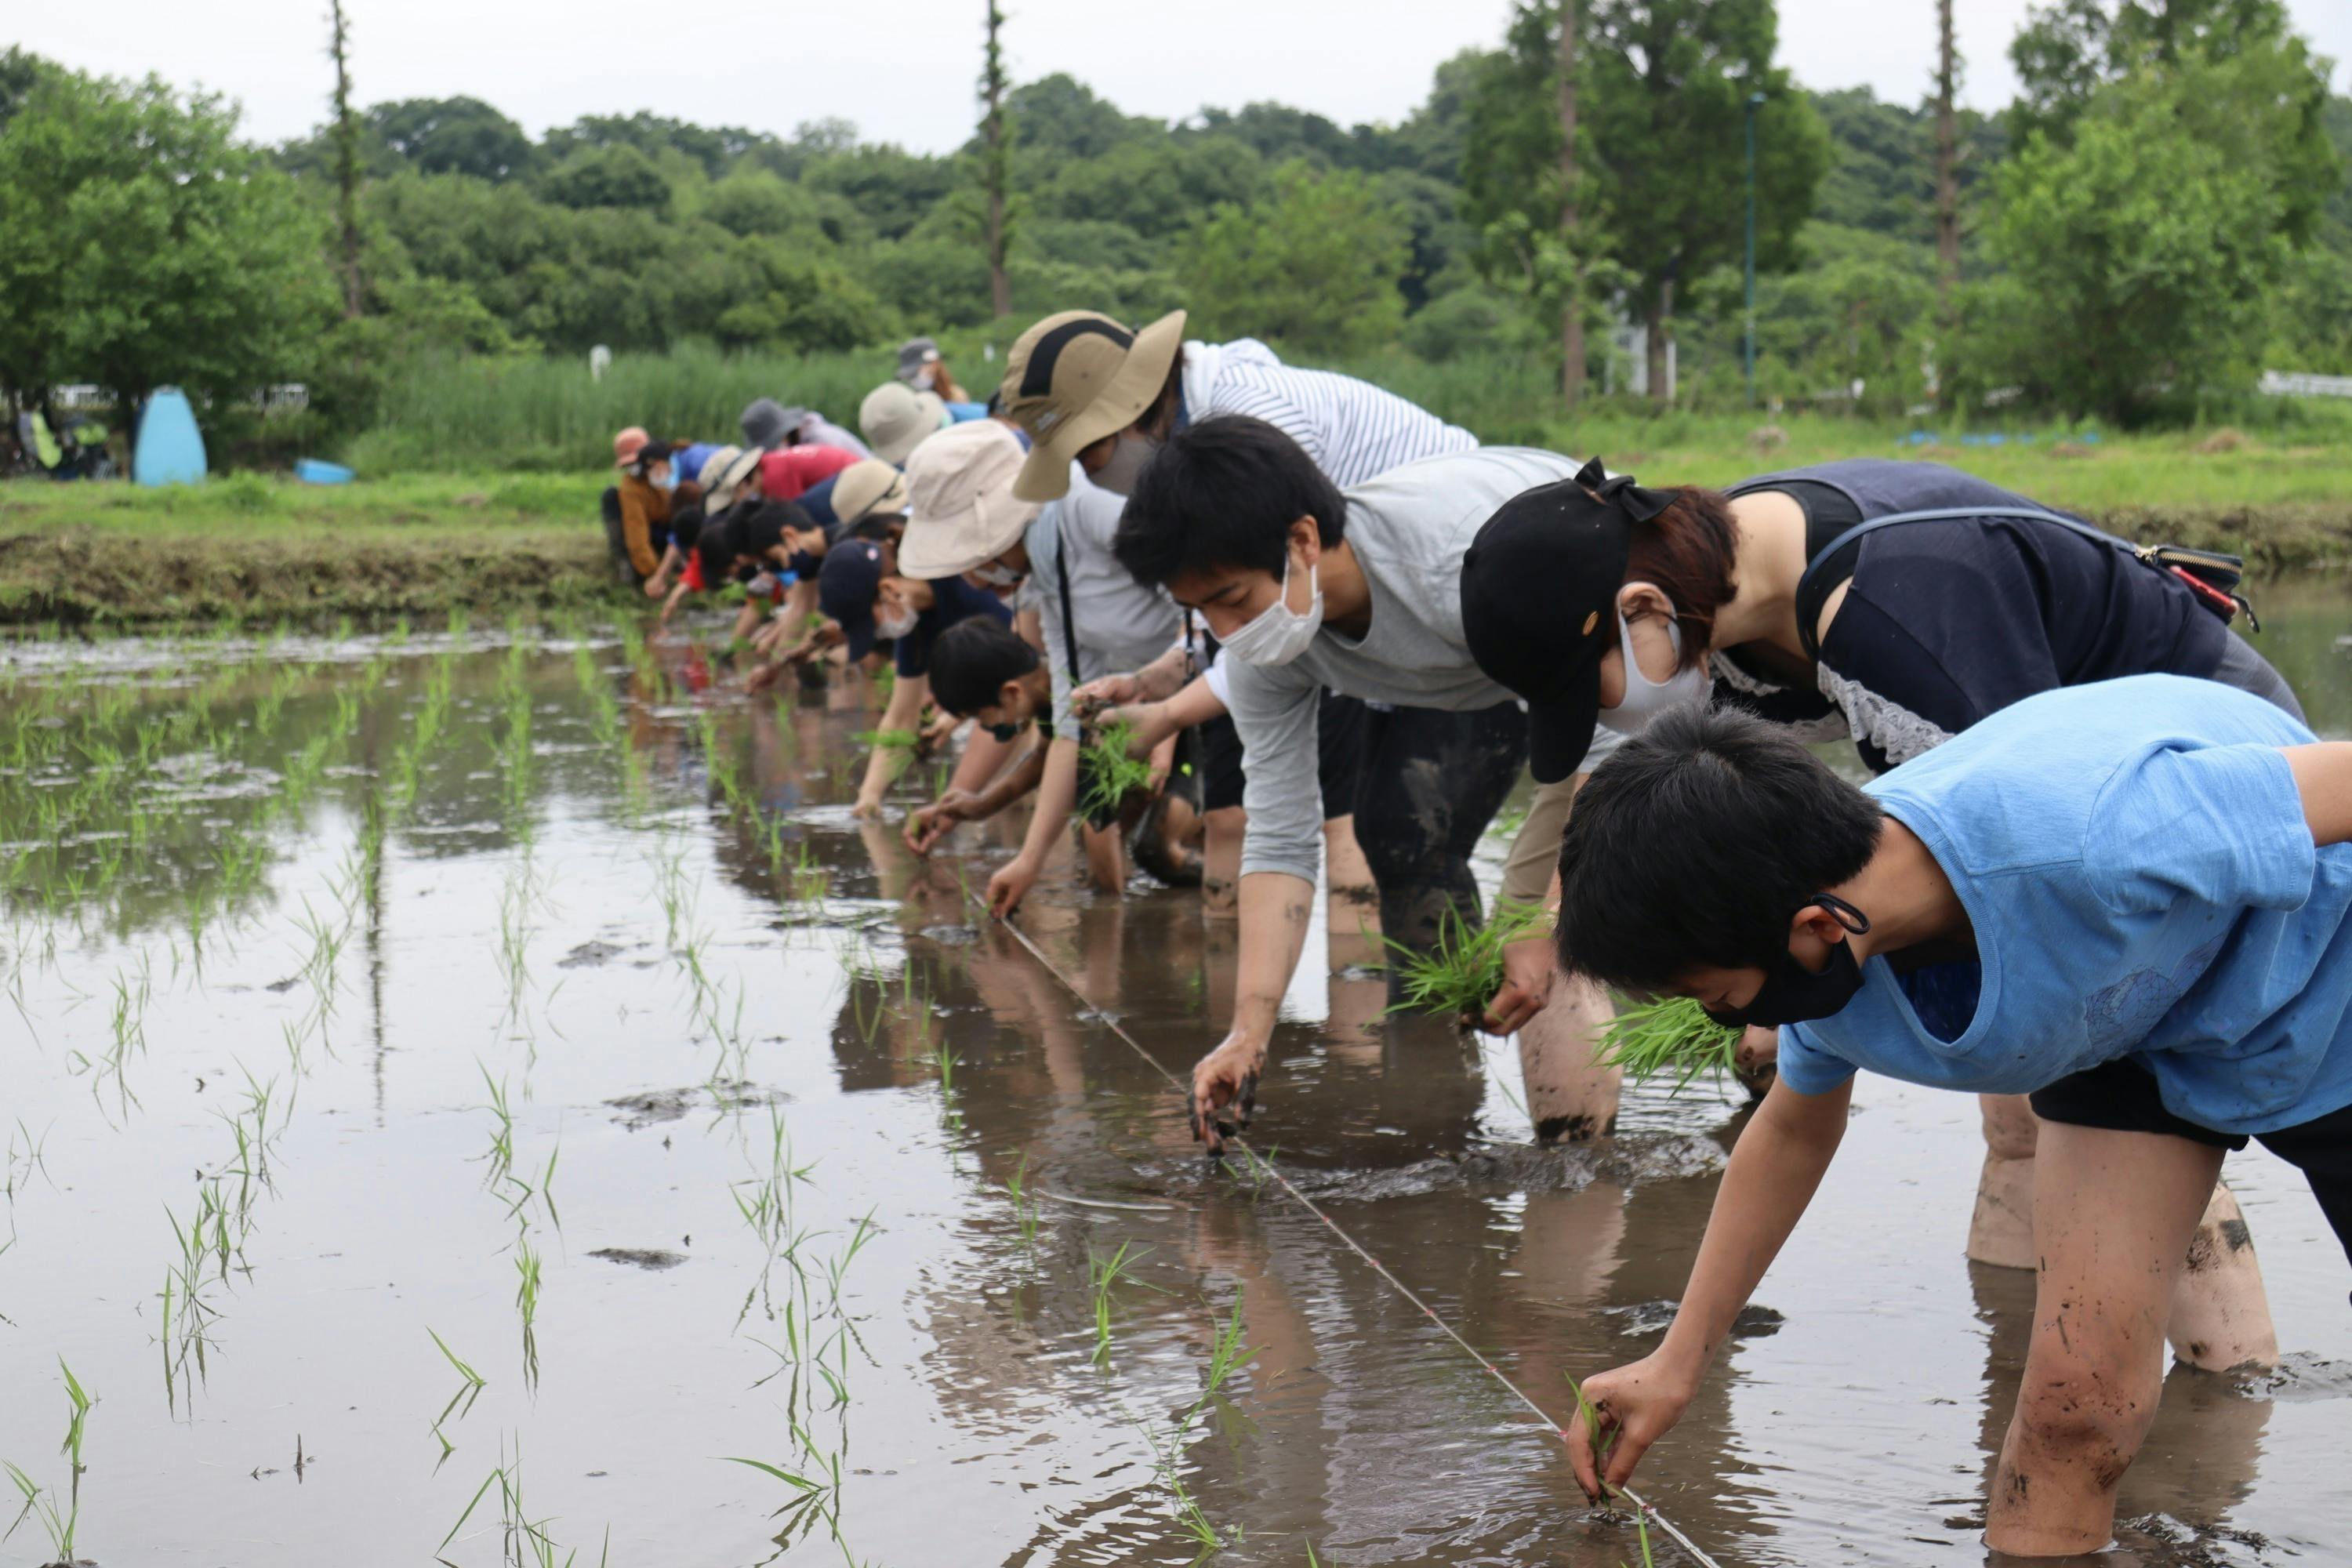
[1189,1029,1262,1154]
[986,852,1041,919]
[1068,671,1144,721]
[1566,1354,1693,1506]
[1481,932,1558,1035]
[906,789,978,855]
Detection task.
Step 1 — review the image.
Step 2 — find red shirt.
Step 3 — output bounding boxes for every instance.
[757,445,858,502]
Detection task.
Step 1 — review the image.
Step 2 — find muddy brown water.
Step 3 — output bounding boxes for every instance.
[1,590,2348,1568]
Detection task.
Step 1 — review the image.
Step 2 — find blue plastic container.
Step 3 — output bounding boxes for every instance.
[294,459,355,485]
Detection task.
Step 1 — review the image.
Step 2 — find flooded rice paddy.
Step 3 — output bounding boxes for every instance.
[2,592,2350,1568]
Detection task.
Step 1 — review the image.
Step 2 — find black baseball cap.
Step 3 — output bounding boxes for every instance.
[818,537,887,660]
[1461,458,1673,784]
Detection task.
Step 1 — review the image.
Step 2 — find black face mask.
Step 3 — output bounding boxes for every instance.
[1704,894,1872,1030]
[983,717,1028,744]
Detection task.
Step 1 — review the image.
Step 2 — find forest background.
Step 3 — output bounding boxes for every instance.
[0,0,2348,481]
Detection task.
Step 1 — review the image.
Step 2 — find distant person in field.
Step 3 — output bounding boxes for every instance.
[896,336,971,405]
[742,397,869,460]
[602,426,678,586]
[1457,454,2297,1367]
[1551,688,2352,1558]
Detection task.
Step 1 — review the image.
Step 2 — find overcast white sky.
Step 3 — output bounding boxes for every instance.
[13,0,2350,152]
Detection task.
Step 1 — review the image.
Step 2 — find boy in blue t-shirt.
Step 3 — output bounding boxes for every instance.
[1549,676,2352,1558]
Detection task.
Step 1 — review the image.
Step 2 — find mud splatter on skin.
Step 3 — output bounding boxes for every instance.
[2220,1218,2253,1252]
[1536,1112,1619,1144]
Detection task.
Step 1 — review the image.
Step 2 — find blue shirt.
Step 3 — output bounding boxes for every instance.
[896,575,1013,679]
[1777,676,2351,1136]
[946,401,989,423]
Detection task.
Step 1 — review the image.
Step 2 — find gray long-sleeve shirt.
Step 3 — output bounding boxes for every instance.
[1227,445,1623,884]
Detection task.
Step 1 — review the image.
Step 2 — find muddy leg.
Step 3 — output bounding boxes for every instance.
[2165,1183,2277,1370]
[1079,818,1125,895]
[1988,1123,2221,1557]
[1518,967,1620,1142]
[1973,1094,2274,1369]
[1321,813,1379,968]
[1201,805,1243,921]
[1969,1093,2042,1270]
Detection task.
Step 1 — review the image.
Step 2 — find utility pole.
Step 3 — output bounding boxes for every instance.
[1555,0,1585,408]
[980,2,1013,319]
[327,0,364,320]
[1933,0,1962,328]
[1744,91,1763,408]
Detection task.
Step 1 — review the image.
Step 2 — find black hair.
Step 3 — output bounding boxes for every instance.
[927,617,1039,718]
[1555,706,1884,993]
[1112,414,1348,588]
[669,499,706,551]
[845,511,898,545]
[734,500,812,559]
[695,516,738,585]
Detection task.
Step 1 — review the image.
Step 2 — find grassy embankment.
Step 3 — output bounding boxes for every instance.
[6,344,2351,626]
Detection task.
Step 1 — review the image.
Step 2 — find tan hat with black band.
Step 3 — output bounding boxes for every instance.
[1000,309,1185,502]
[830,459,910,529]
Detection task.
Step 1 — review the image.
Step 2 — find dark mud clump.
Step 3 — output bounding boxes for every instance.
[588,1247,688,1271]
[559,938,632,969]
[918,924,979,946]
[2230,1351,2352,1402]
[605,1080,791,1130]
[1607,1301,1786,1338]
[1168,1133,1727,1203]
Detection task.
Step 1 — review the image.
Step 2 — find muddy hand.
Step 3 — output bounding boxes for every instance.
[1479,935,1558,1036]
[1069,671,1142,722]
[1187,1036,1264,1154]
[986,855,1038,920]
[1565,1356,1690,1503]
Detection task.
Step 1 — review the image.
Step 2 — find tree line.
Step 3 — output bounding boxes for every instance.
[0,0,2346,442]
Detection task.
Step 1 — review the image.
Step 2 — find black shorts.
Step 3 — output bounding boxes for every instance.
[2033,1058,2352,1272]
[1198,689,1367,822]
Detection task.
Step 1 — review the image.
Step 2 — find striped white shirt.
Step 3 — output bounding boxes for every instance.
[1180,339,1475,487]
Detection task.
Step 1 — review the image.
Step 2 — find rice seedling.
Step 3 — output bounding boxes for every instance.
[514,1239,543,1389]
[1087,1240,1156,1368]
[851,728,918,753]
[1594,996,1740,1093]
[428,1328,489,1451]
[1078,720,1156,822]
[822,1211,879,1312]
[1003,1154,1040,1251]
[2,1363,92,1561]
[479,1065,518,1191]
[1377,900,1549,1022]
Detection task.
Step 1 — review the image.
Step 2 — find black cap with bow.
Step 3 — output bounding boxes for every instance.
[1461,458,1671,784]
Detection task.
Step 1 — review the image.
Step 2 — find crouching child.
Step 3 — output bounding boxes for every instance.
[1553,677,2352,1558]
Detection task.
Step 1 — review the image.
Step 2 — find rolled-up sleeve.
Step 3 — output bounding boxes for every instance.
[1228,659,1324,884]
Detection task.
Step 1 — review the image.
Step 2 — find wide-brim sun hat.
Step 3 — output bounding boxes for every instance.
[703,445,763,511]
[859,382,950,466]
[1000,309,1185,503]
[897,419,1042,578]
[831,459,911,528]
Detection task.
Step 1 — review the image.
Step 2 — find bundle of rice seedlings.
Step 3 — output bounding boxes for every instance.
[1078,719,1156,822]
[1595,996,1740,1092]
[1380,900,1549,1020]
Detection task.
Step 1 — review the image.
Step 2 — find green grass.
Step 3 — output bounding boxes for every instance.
[1595,996,1742,1092]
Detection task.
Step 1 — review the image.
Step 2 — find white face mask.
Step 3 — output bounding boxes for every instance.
[744,571,778,597]
[1218,548,1323,667]
[875,601,920,641]
[1089,430,1159,497]
[971,561,1023,590]
[1597,600,1710,734]
[913,365,938,392]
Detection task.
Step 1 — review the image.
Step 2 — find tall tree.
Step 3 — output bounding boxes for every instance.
[1584,0,1831,403]
[1933,0,1960,324]
[980,1,1012,318]
[1556,0,1586,405]
[326,0,364,320]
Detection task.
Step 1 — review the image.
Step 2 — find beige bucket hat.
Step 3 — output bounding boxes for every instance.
[897,419,1041,579]
[859,382,950,466]
[1000,308,1185,502]
[830,459,910,528]
[700,445,762,510]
